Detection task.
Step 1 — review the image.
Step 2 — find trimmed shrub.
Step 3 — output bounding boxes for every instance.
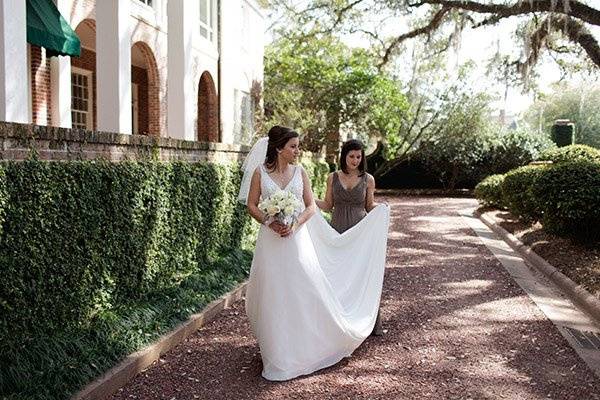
[501,165,548,222]
[537,144,600,164]
[0,157,329,399]
[532,161,600,238]
[475,174,506,208]
[0,160,255,337]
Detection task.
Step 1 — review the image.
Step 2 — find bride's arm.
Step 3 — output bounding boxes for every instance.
[315,173,334,212]
[247,169,285,233]
[298,167,316,225]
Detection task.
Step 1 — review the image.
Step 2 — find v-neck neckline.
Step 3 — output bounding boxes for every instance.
[265,165,296,191]
[336,171,362,192]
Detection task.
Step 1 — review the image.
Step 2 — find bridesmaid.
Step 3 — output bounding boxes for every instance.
[316,139,384,335]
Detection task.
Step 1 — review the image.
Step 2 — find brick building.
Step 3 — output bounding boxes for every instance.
[0,0,264,145]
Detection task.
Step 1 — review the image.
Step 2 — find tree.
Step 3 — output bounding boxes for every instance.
[264,0,600,76]
[524,81,600,148]
[263,34,408,162]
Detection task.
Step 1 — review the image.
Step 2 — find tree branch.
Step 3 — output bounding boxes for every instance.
[379,7,452,69]
[409,0,600,27]
[520,14,600,71]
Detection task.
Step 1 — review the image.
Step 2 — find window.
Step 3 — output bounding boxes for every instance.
[71,69,93,130]
[137,0,152,6]
[200,0,216,42]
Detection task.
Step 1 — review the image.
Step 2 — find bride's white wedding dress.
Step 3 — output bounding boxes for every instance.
[245,164,390,381]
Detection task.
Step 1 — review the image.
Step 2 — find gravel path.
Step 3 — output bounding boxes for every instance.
[111,196,600,400]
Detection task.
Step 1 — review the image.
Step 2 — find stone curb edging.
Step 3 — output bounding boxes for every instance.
[475,211,600,326]
[72,281,248,400]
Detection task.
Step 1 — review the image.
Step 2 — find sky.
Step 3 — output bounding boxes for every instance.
[264,2,600,117]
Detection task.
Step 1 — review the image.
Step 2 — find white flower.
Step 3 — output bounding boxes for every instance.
[267,205,281,216]
[284,205,295,215]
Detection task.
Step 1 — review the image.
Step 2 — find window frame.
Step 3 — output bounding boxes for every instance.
[199,0,217,43]
[70,67,94,131]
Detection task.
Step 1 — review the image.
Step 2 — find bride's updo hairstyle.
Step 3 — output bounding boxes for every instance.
[265,125,299,171]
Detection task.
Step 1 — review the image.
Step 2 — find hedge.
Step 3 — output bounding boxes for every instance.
[501,165,549,222]
[0,160,255,334]
[0,157,329,399]
[537,144,600,164]
[532,160,600,237]
[474,174,505,208]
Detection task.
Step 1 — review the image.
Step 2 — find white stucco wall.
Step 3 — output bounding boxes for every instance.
[220,0,265,144]
[0,0,265,144]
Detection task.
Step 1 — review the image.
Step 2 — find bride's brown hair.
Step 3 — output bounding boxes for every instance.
[265,125,299,171]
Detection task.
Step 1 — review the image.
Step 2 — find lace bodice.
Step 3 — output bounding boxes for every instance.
[259,164,304,204]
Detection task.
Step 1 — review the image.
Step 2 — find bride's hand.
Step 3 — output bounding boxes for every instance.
[268,221,286,235]
[279,224,293,237]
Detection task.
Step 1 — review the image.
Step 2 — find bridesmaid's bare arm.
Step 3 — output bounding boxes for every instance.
[315,173,334,212]
[365,173,378,212]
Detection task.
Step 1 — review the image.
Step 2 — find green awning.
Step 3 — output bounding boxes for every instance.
[26,0,81,57]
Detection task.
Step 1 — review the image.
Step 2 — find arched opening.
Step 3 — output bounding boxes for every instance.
[131,42,160,136]
[71,19,97,130]
[197,71,218,142]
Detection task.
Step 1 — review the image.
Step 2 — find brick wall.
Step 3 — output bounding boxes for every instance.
[0,122,249,163]
[30,45,52,126]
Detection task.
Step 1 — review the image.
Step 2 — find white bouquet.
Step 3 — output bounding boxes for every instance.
[258,190,303,226]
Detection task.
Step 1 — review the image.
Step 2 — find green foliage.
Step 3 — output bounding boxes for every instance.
[501,165,548,222]
[537,144,600,164]
[415,92,495,189]
[264,34,408,154]
[474,174,506,209]
[0,160,252,337]
[525,83,600,149]
[1,249,252,399]
[301,157,329,199]
[482,128,556,176]
[532,161,600,238]
[0,156,333,399]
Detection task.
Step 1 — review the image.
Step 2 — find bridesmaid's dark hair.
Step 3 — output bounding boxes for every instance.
[265,125,299,171]
[340,139,367,176]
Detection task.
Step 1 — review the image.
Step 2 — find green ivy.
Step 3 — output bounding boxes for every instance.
[0,160,254,338]
[0,157,328,399]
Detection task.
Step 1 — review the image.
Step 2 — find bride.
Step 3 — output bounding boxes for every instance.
[238,125,390,381]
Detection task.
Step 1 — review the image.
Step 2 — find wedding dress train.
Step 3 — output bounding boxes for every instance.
[245,165,390,381]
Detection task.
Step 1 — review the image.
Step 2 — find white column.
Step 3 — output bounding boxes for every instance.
[96,0,131,134]
[0,0,29,123]
[167,0,196,140]
[218,0,235,144]
[50,0,72,128]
